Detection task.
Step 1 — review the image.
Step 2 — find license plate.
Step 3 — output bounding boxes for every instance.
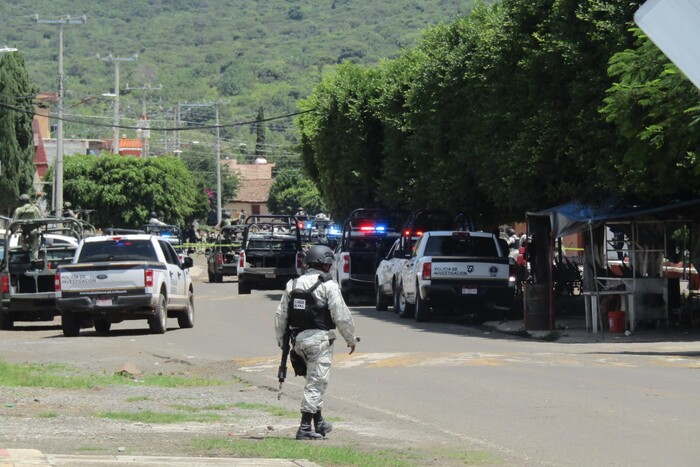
[265,273,276,279]
[461,288,477,295]
[96,298,112,307]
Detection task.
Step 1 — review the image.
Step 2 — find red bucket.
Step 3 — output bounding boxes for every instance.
[608,311,625,333]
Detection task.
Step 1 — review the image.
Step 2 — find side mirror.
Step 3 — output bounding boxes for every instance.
[182,256,194,269]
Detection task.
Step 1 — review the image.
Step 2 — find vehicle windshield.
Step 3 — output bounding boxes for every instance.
[78,239,158,262]
[424,235,498,257]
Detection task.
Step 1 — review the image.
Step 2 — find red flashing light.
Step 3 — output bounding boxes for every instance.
[359,225,375,232]
[404,230,411,236]
[112,237,122,241]
[416,231,424,237]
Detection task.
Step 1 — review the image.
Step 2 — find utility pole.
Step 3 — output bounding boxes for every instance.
[34,14,86,217]
[123,83,161,157]
[97,53,137,155]
[178,101,227,225]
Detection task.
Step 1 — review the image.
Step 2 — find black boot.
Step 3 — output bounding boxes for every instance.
[313,410,333,437]
[295,412,322,440]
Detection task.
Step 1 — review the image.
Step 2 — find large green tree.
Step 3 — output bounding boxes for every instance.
[0,51,36,215]
[267,168,324,216]
[601,28,700,199]
[55,154,204,228]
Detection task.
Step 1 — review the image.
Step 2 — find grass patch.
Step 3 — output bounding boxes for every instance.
[77,446,109,452]
[37,411,58,418]
[0,361,222,389]
[99,410,222,424]
[192,437,419,466]
[125,396,150,403]
[231,402,298,418]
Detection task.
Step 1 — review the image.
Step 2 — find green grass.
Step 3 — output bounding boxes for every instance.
[0,361,222,389]
[193,437,505,466]
[37,411,58,418]
[231,402,298,418]
[76,446,109,453]
[192,437,420,466]
[125,396,150,403]
[99,410,222,424]
[168,403,230,412]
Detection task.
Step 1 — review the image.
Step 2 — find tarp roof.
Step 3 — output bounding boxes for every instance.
[527,198,700,238]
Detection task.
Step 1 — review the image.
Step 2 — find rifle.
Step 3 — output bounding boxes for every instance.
[277,328,291,400]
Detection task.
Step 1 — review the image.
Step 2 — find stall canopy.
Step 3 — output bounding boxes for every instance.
[527,197,700,239]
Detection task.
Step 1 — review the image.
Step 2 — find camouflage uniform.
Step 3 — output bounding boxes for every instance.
[274,269,357,414]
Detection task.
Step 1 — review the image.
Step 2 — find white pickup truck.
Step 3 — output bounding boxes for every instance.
[55,234,195,337]
[396,230,515,322]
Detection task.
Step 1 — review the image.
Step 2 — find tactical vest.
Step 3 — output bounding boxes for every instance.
[287,275,335,332]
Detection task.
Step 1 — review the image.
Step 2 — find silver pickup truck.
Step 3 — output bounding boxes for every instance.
[55,234,195,337]
[396,230,515,323]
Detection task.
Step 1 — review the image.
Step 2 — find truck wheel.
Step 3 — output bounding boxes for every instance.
[396,284,415,319]
[238,281,251,295]
[208,271,216,283]
[94,319,111,333]
[414,287,430,322]
[375,282,388,311]
[61,311,80,337]
[178,290,195,329]
[215,271,223,283]
[148,294,168,334]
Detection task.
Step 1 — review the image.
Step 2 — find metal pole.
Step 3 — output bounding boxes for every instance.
[113,60,120,155]
[216,104,222,225]
[56,22,64,214]
[34,15,86,217]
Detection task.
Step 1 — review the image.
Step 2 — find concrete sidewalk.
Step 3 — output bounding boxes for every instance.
[0,449,321,467]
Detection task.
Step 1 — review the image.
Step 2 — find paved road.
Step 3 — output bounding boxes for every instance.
[1,266,699,466]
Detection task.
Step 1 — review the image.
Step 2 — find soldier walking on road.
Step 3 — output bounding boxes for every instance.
[274,245,359,440]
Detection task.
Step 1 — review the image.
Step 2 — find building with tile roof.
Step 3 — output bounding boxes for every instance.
[222,159,275,217]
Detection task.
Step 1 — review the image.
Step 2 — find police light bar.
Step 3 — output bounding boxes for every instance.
[404,230,424,237]
[358,223,387,233]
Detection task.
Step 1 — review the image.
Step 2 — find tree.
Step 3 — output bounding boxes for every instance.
[600,28,700,200]
[267,168,325,215]
[52,154,205,228]
[0,51,36,215]
[178,144,241,206]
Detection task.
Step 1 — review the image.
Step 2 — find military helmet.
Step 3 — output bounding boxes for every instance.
[19,194,30,202]
[304,245,335,266]
[64,201,72,208]
[150,211,158,218]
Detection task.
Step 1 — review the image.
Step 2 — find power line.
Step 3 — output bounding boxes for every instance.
[0,100,315,131]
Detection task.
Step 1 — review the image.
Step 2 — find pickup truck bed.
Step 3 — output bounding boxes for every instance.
[397,231,515,323]
[56,235,195,337]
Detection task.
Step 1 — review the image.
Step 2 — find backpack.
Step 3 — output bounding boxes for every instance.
[287,274,335,331]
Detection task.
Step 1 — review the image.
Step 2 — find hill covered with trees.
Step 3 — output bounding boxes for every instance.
[0,0,489,166]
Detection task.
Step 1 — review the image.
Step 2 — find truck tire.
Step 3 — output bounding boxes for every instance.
[238,281,251,295]
[375,281,388,311]
[396,284,414,319]
[178,290,195,329]
[94,319,111,333]
[215,271,223,283]
[148,294,168,334]
[61,311,80,337]
[208,271,216,283]
[414,286,429,322]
